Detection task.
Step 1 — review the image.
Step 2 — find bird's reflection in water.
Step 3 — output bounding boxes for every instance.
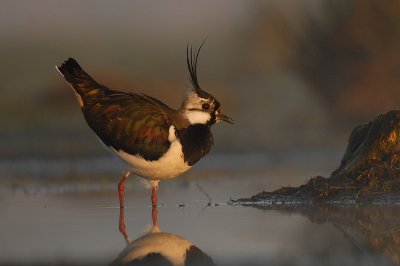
[112,207,216,266]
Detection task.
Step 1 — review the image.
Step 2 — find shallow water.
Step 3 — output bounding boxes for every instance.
[1,153,398,265]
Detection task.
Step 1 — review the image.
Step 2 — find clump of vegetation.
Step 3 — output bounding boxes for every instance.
[241,110,400,204]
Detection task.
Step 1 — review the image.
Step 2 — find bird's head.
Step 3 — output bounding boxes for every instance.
[182,44,233,126]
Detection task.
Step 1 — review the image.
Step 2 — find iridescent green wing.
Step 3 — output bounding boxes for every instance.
[82,92,172,161]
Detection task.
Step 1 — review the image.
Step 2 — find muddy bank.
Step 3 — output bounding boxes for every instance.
[236,111,400,205]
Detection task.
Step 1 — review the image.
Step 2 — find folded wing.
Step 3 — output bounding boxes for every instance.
[57,58,172,161]
[82,92,172,161]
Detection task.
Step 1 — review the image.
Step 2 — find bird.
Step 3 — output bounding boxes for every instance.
[56,44,233,208]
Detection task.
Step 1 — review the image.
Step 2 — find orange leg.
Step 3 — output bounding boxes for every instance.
[118,206,128,241]
[151,185,158,207]
[118,171,130,208]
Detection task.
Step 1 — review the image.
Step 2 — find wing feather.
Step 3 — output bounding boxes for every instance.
[82,91,172,161]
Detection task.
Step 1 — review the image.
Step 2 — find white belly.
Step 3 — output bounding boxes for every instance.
[113,126,191,180]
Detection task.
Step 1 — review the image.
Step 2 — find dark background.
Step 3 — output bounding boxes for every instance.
[1,0,400,158]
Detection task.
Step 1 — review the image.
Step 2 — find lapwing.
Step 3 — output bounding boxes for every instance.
[56,44,233,207]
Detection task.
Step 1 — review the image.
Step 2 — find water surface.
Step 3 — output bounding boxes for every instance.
[1,153,398,265]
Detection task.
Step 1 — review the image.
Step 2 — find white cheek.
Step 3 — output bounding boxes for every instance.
[185,111,211,124]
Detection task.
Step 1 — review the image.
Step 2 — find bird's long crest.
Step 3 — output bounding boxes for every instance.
[186,40,206,93]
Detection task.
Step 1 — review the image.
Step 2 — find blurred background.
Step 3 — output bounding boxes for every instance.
[2,1,400,265]
[1,0,400,159]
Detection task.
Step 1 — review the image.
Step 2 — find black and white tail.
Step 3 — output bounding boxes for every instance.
[56,58,108,107]
[56,58,99,95]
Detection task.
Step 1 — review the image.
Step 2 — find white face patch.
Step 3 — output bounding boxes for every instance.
[182,89,212,125]
[185,110,211,125]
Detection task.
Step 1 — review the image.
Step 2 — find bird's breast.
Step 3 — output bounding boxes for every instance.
[176,124,214,166]
[114,126,191,180]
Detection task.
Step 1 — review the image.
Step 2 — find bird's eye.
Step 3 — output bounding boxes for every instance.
[202,103,210,110]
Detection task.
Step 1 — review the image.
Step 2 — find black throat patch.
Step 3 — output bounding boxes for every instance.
[176,124,214,166]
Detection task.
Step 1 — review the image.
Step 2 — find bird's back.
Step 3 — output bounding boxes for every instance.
[57,58,172,162]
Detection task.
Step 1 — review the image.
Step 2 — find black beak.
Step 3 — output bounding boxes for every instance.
[217,112,234,124]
